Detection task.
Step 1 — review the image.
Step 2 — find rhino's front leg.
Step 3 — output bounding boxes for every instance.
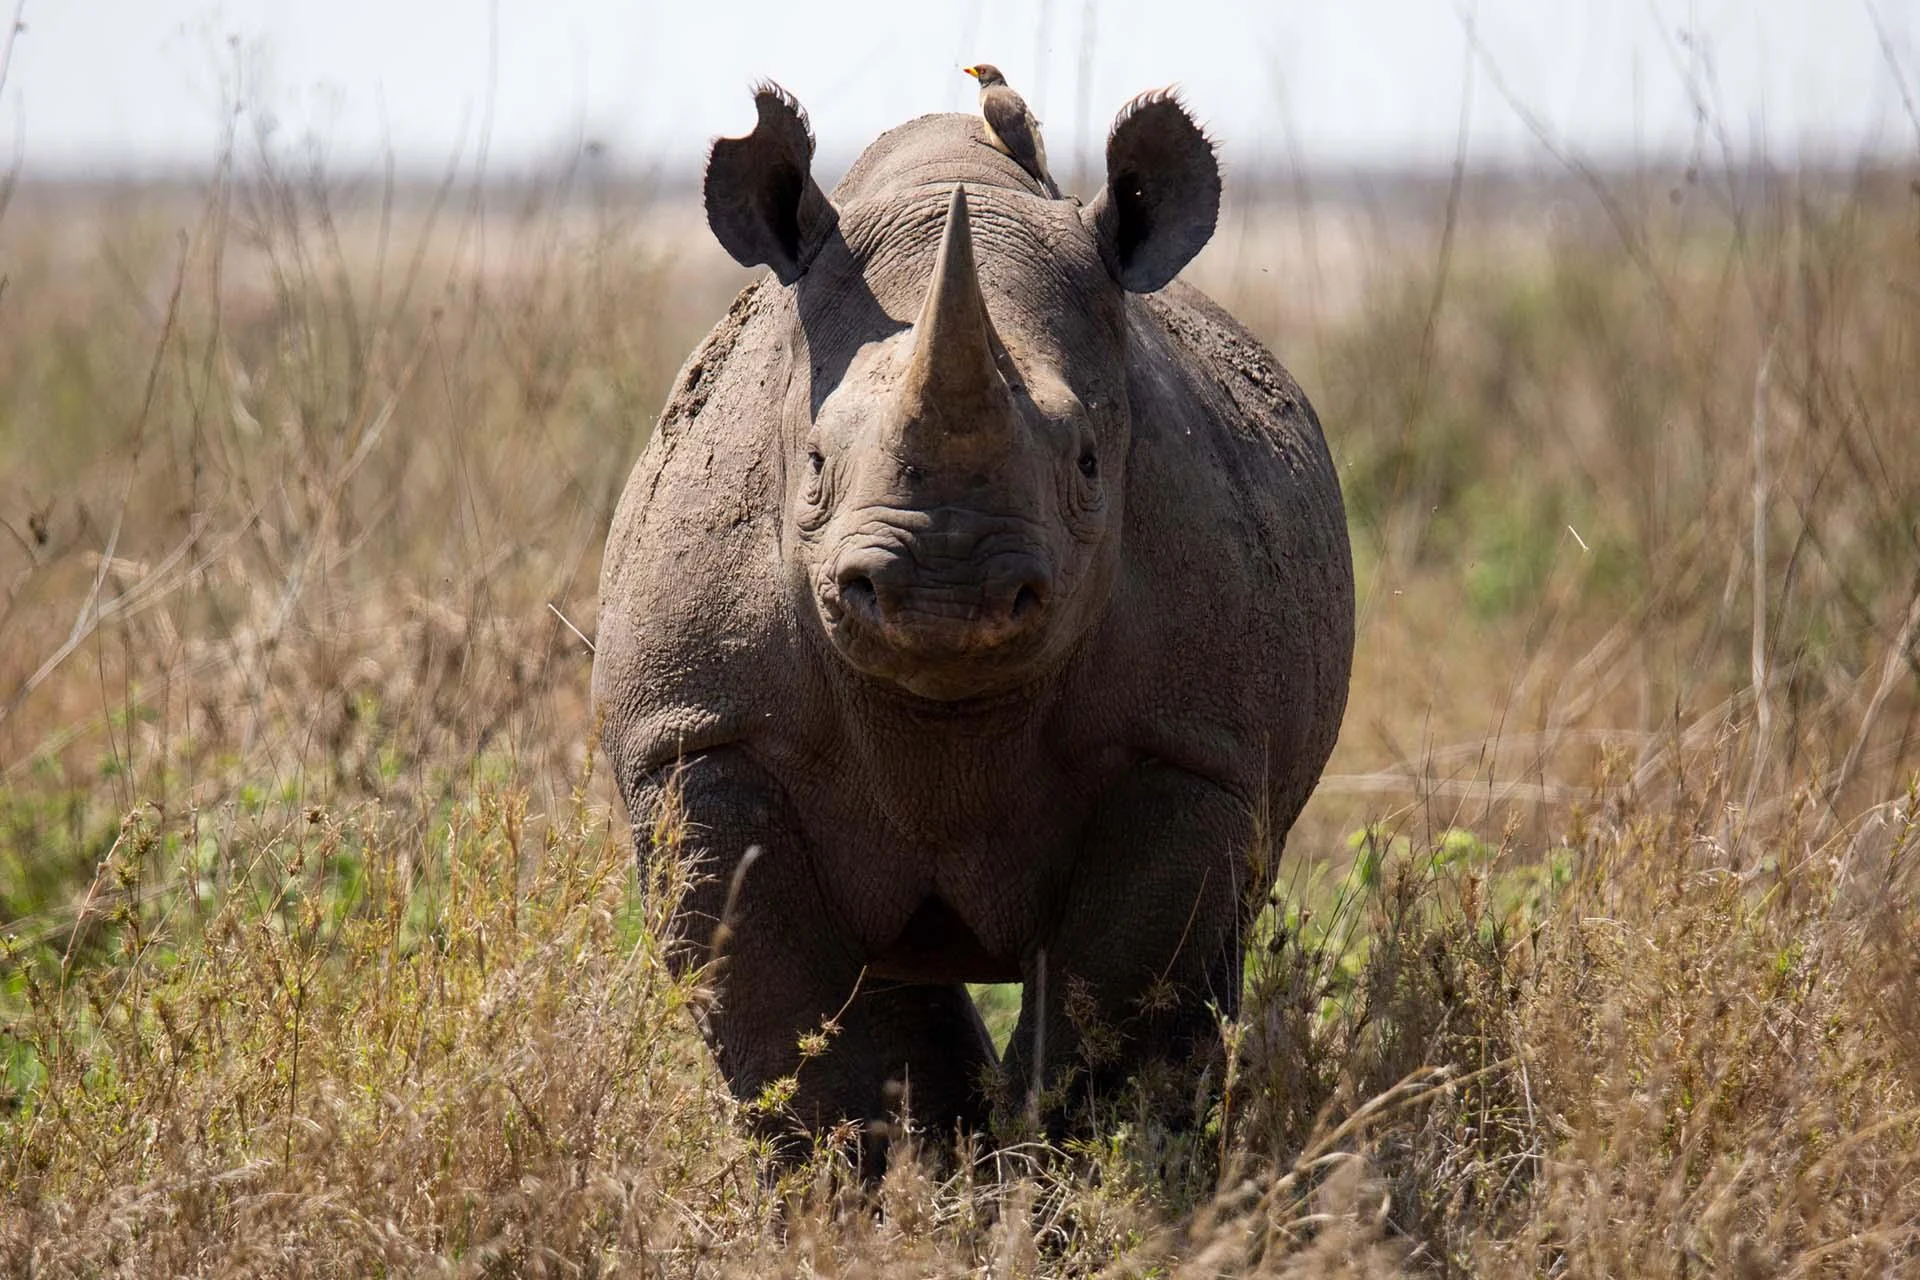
[1003,762,1258,1131]
[635,748,996,1161]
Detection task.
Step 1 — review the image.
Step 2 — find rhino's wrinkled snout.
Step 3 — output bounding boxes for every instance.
[824,542,1049,652]
[831,549,1047,640]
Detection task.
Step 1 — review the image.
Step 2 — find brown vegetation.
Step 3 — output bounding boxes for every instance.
[0,122,1916,1274]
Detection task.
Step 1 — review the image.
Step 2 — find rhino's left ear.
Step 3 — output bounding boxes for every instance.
[705,82,839,285]
[1083,90,1220,293]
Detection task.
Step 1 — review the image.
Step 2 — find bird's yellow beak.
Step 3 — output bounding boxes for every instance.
[962,66,981,80]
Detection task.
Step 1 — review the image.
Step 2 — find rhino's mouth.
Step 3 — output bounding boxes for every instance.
[816,533,1055,698]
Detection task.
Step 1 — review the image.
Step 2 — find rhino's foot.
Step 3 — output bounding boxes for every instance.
[730,979,999,1178]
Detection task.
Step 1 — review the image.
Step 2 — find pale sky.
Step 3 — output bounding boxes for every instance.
[3,1,1915,177]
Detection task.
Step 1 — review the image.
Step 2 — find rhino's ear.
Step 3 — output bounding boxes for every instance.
[1083,90,1220,293]
[705,82,838,285]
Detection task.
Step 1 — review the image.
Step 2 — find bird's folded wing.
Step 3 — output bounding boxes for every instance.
[982,87,1043,167]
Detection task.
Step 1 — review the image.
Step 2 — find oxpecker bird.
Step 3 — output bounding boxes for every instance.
[963,64,1062,198]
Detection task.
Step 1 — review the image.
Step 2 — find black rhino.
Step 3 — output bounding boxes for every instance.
[593,84,1353,1154]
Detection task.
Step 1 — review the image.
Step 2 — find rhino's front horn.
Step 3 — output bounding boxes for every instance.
[900,185,1012,441]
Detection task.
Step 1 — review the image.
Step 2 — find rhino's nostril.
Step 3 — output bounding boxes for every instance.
[1011,583,1044,623]
[841,575,878,618]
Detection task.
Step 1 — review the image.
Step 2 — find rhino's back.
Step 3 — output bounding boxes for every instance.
[1084,281,1353,817]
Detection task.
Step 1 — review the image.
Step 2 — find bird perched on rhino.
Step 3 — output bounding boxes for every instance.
[963,64,1062,198]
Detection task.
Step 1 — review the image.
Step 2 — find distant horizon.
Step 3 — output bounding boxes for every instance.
[6,137,1909,191]
[3,1,1914,184]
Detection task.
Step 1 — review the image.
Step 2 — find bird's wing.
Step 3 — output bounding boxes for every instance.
[980,86,1050,180]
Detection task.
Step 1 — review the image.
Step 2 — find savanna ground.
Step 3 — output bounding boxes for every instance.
[1,89,1918,1275]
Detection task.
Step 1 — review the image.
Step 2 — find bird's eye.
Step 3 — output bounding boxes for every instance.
[1078,450,1098,479]
[808,448,825,474]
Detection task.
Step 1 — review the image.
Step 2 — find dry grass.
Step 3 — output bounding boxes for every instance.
[0,105,1916,1275]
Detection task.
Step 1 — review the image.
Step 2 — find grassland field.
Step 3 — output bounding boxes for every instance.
[0,143,1916,1275]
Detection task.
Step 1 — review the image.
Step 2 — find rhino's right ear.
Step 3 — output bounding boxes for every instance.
[1083,90,1220,293]
[705,82,839,285]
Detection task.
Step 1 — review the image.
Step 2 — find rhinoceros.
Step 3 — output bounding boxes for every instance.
[593,84,1353,1154]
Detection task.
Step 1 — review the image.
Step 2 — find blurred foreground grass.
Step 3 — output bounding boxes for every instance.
[0,137,1916,1273]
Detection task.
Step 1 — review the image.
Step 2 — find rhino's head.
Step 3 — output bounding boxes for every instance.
[704,85,1219,701]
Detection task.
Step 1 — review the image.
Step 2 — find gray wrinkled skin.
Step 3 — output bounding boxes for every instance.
[593,96,1353,1156]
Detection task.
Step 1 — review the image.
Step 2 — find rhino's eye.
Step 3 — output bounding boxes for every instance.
[808,448,826,474]
[1077,450,1099,479]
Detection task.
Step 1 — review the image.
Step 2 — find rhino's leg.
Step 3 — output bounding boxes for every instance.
[639,749,995,1163]
[1002,762,1254,1132]
[854,979,999,1149]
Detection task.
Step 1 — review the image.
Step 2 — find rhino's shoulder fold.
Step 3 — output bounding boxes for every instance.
[1141,284,1315,427]
[1124,283,1335,483]
[593,273,802,784]
[656,280,773,444]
